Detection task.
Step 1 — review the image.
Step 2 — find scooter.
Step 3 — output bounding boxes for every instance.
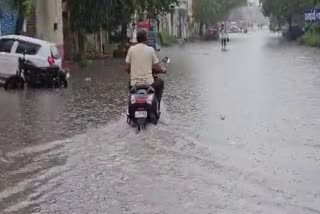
[127,57,170,132]
[5,53,70,90]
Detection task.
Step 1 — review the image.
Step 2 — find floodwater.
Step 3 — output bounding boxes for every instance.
[1,30,320,214]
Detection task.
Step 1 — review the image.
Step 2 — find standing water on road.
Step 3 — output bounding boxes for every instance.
[1,31,320,213]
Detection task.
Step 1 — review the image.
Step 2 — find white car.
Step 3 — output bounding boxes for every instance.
[0,35,62,84]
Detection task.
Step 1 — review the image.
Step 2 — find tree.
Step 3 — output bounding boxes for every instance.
[113,0,179,40]
[11,0,34,34]
[136,0,179,17]
[261,0,314,30]
[67,0,179,49]
[67,0,179,34]
[194,0,246,35]
[67,0,124,52]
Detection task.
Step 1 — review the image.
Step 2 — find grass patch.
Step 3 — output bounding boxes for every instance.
[301,30,320,47]
[301,24,320,47]
[75,53,93,68]
[158,32,177,46]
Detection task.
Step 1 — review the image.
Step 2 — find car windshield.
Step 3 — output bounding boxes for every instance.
[16,41,41,55]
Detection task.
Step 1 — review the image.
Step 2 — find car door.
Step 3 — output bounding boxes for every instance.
[0,38,16,76]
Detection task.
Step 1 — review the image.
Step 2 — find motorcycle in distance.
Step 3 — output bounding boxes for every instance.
[4,52,70,90]
[127,57,170,132]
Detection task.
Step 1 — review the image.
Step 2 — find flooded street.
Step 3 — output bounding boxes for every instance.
[1,30,320,213]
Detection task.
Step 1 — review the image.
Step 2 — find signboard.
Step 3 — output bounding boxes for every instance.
[305,9,320,21]
[137,21,150,30]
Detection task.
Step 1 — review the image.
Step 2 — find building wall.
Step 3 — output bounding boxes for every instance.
[35,0,64,58]
[0,0,18,36]
[25,8,37,37]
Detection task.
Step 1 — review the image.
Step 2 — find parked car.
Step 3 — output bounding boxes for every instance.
[229,27,239,33]
[205,26,219,40]
[228,22,241,33]
[0,35,62,86]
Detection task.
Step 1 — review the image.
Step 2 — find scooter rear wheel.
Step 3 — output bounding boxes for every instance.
[136,119,146,132]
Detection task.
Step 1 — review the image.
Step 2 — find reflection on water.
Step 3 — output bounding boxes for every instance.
[0,60,128,148]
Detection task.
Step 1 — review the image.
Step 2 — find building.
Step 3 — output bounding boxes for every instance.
[0,0,64,58]
[0,0,18,36]
[34,0,64,58]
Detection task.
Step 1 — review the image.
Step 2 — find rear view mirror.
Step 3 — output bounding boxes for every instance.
[162,57,170,64]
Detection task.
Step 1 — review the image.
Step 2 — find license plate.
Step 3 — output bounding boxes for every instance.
[135,111,147,118]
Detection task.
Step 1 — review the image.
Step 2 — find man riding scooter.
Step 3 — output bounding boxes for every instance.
[125,29,165,109]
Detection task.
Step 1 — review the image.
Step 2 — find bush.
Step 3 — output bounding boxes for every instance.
[86,48,100,59]
[79,57,93,68]
[75,52,93,68]
[158,32,177,46]
[301,29,320,47]
[113,42,130,58]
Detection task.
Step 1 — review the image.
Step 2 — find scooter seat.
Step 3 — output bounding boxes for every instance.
[131,83,155,94]
[135,83,150,90]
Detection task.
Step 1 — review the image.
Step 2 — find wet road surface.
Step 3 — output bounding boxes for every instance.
[1,30,320,213]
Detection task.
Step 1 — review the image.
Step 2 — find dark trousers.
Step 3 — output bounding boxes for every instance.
[151,77,164,103]
[221,38,227,47]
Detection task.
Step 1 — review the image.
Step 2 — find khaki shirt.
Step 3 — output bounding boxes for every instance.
[126,43,159,86]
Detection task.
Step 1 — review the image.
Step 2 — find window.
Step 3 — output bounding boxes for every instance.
[50,45,60,59]
[16,41,40,55]
[0,39,14,53]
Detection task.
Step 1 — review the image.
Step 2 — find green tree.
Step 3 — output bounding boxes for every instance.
[261,0,314,30]
[194,0,246,36]
[136,0,179,17]
[11,0,34,34]
[66,0,178,54]
[67,0,126,52]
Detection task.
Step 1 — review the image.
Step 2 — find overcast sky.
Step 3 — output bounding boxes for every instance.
[249,0,259,4]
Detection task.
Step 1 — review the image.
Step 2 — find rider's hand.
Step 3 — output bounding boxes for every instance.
[152,63,162,74]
